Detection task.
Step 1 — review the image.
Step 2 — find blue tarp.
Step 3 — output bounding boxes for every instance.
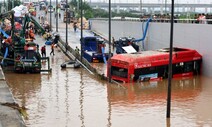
[45,40,52,45]
[101,47,107,64]
[0,28,9,38]
[0,29,10,65]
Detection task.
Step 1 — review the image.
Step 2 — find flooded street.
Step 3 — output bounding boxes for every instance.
[2,7,212,127]
[4,48,212,126]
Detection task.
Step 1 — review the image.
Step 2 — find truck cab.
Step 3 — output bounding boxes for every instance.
[14,42,41,73]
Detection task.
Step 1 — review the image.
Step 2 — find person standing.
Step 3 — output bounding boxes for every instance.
[57,6,61,19]
[50,43,55,55]
[41,45,46,57]
[73,22,77,32]
[75,46,80,54]
[112,37,115,51]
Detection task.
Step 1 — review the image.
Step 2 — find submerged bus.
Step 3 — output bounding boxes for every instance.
[107,47,202,83]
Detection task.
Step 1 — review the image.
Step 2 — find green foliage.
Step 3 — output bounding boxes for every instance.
[92,9,108,18]
[70,1,140,19]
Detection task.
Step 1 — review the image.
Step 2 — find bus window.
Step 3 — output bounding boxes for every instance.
[111,66,128,78]
[173,62,184,74]
[184,61,194,72]
[193,60,201,75]
[134,65,167,81]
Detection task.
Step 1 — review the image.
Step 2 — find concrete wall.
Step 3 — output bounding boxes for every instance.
[90,20,212,77]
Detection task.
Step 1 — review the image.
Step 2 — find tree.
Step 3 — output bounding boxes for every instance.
[70,1,140,19]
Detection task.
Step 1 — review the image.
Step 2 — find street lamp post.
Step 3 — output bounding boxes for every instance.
[140,0,142,15]
[77,0,79,12]
[50,0,52,31]
[165,0,167,14]
[65,0,68,52]
[166,0,175,118]
[80,0,83,61]
[108,0,112,82]
[12,0,14,9]
[56,0,58,32]
[0,3,1,13]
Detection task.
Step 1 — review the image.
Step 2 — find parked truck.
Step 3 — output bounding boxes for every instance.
[0,11,51,73]
[81,36,111,63]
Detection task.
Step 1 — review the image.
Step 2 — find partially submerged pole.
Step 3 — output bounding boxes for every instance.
[108,0,112,83]
[166,0,175,118]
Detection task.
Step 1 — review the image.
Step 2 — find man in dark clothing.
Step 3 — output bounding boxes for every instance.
[73,22,77,32]
[41,45,46,57]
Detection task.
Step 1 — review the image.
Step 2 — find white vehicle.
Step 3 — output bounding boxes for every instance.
[48,6,54,13]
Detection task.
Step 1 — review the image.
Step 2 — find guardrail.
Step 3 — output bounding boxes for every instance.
[90,18,212,24]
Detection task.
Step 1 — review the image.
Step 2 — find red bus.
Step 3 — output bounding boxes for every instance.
[107,47,202,83]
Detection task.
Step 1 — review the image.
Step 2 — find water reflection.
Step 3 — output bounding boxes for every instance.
[107,92,112,127]
[65,69,70,127]
[166,118,171,127]
[107,76,201,107]
[79,70,85,127]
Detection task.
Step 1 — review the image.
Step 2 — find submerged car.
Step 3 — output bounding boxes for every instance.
[61,60,81,69]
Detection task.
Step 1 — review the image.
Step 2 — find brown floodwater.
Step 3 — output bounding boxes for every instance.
[2,8,211,127]
[4,47,212,127]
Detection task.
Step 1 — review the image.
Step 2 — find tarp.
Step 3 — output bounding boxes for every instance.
[122,45,137,54]
[12,5,28,17]
[14,11,22,17]
[101,47,107,64]
[0,29,10,65]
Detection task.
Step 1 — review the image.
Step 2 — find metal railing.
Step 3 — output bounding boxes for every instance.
[90,18,212,24]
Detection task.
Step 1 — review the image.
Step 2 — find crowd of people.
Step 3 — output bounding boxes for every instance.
[140,13,212,24]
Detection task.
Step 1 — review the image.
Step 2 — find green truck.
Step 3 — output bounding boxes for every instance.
[1,12,51,73]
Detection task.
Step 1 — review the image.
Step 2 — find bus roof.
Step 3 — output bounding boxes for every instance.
[111,50,166,63]
[111,47,202,64]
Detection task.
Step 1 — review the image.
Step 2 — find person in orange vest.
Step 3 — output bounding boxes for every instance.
[50,43,55,55]
[29,29,35,40]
